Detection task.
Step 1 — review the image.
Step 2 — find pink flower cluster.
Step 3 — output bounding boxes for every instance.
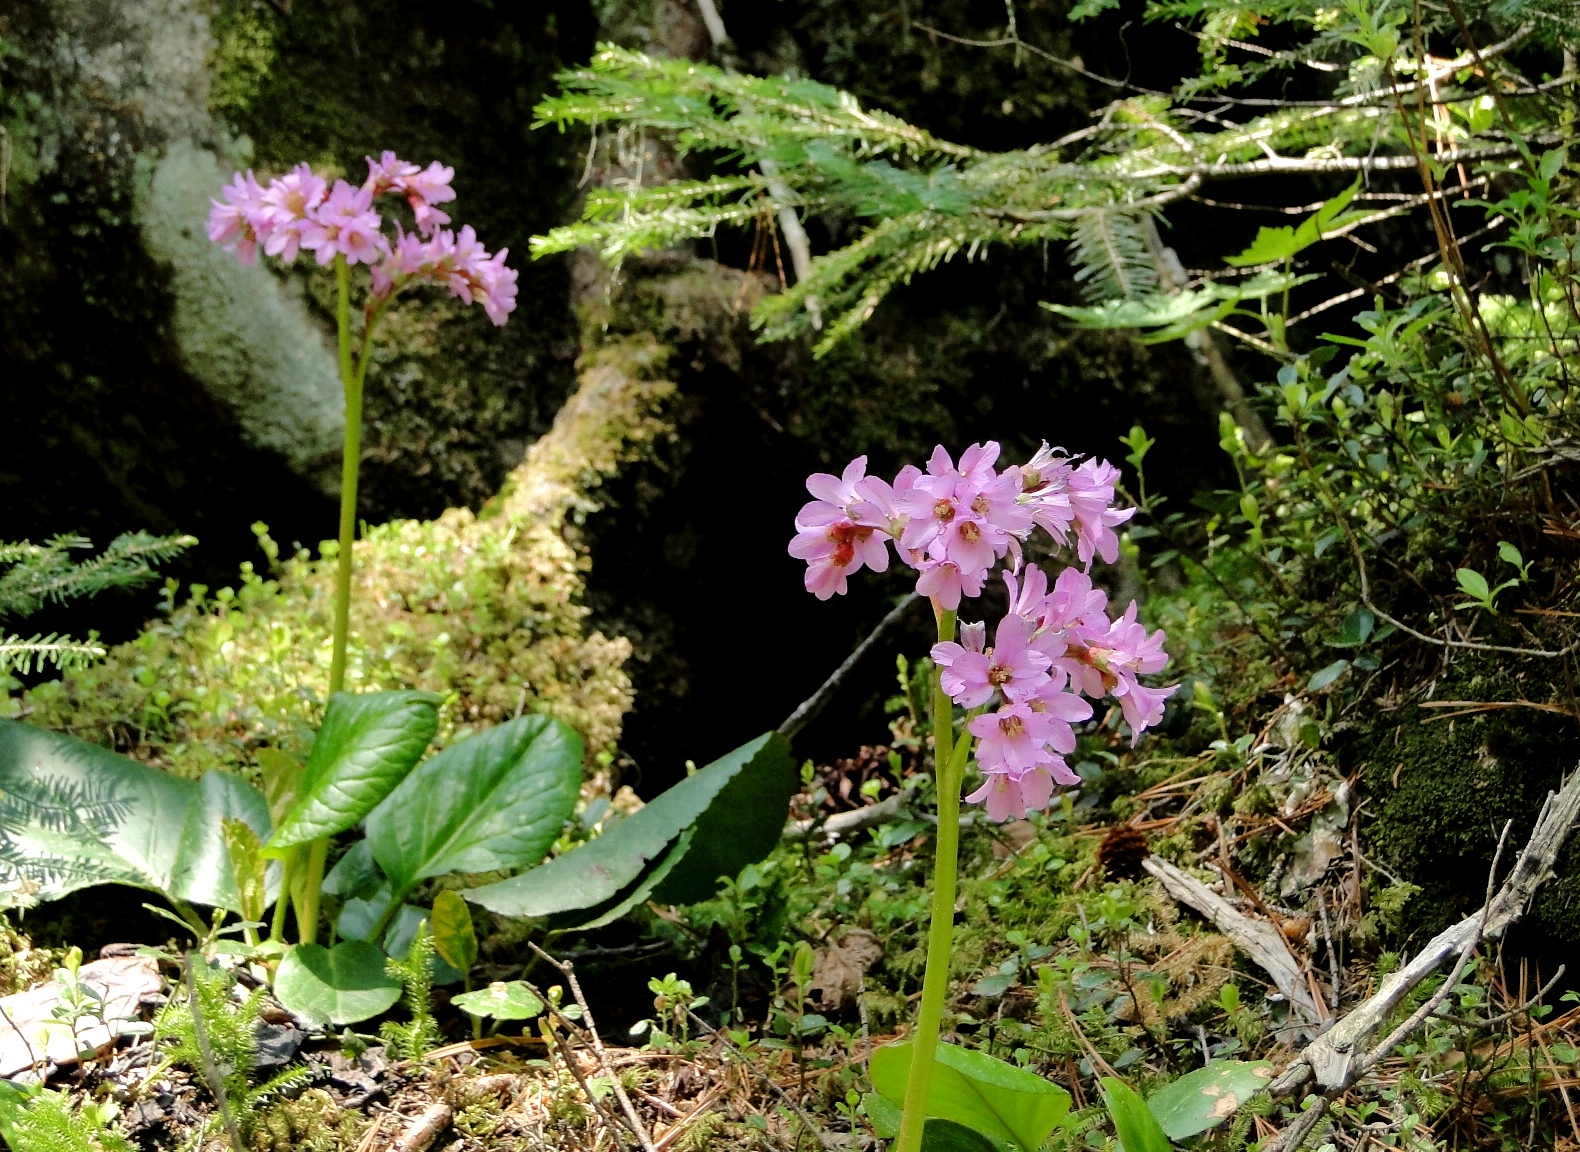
[788,442,1133,607]
[206,152,516,325]
[933,567,1175,820]
[789,441,1176,822]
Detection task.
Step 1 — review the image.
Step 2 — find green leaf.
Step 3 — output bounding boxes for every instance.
[0,719,270,910]
[468,731,794,917]
[451,980,544,1021]
[1456,568,1491,600]
[865,1091,902,1138]
[255,748,304,825]
[1227,181,1365,266]
[364,714,582,901]
[1308,659,1349,691]
[922,1119,1003,1152]
[1540,148,1565,181]
[167,769,274,909]
[1146,1060,1273,1139]
[1330,607,1375,648]
[550,826,694,931]
[1101,1078,1171,1152]
[430,890,477,974]
[322,839,381,901]
[266,691,440,853]
[870,1041,1071,1152]
[273,940,402,1026]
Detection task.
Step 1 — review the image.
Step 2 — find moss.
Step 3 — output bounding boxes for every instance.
[1350,652,1580,942]
[4,339,675,774]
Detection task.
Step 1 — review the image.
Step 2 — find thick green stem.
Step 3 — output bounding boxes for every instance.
[294,838,329,946]
[302,258,373,947]
[329,255,360,698]
[268,851,296,943]
[896,605,962,1152]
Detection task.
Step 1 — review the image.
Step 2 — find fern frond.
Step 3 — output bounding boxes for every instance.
[1068,211,1159,302]
[0,635,107,676]
[0,532,194,622]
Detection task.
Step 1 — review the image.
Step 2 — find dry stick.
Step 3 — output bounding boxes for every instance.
[1439,964,1565,1028]
[1265,770,1580,1149]
[184,955,243,1152]
[540,1013,635,1151]
[1056,988,1121,1080]
[778,596,920,741]
[683,1008,839,1151]
[528,943,658,1152]
[0,1001,41,1080]
[1317,890,1342,1013]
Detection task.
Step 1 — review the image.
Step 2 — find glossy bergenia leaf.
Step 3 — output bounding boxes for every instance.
[267,691,439,852]
[1101,1078,1172,1152]
[0,719,270,911]
[274,940,402,1026]
[870,1040,1071,1152]
[364,714,582,900]
[1146,1060,1273,1140]
[467,731,792,918]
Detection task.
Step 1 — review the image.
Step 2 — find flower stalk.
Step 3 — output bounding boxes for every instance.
[896,606,962,1152]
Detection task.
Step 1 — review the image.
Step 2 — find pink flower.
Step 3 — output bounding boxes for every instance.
[789,457,892,600]
[366,153,456,235]
[915,559,985,611]
[207,171,268,264]
[1068,459,1136,567]
[259,163,328,263]
[364,151,422,196]
[969,702,1060,772]
[1113,679,1176,743]
[932,613,1052,708]
[1017,443,1077,543]
[1024,676,1093,754]
[965,759,1079,822]
[304,180,387,266]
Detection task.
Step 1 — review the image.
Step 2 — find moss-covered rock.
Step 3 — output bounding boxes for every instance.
[3,338,674,776]
[1348,651,1580,943]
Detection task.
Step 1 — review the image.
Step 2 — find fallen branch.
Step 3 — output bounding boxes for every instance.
[778,596,919,741]
[528,943,658,1152]
[1263,766,1580,1150]
[1142,856,1324,1033]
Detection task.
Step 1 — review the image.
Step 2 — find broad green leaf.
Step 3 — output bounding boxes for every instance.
[364,715,582,900]
[451,980,544,1021]
[922,1119,1002,1152]
[552,827,694,931]
[650,731,797,904]
[870,1041,1071,1152]
[255,748,304,824]
[1330,606,1374,648]
[430,890,477,973]
[1101,1078,1171,1152]
[167,769,273,909]
[267,691,440,852]
[380,905,463,984]
[337,887,395,942]
[1146,1060,1273,1140]
[274,940,402,1026]
[322,839,382,901]
[865,1091,902,1138]
[469,731,793,917]
[0,719,269,910]
[1455,568,1491,600]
